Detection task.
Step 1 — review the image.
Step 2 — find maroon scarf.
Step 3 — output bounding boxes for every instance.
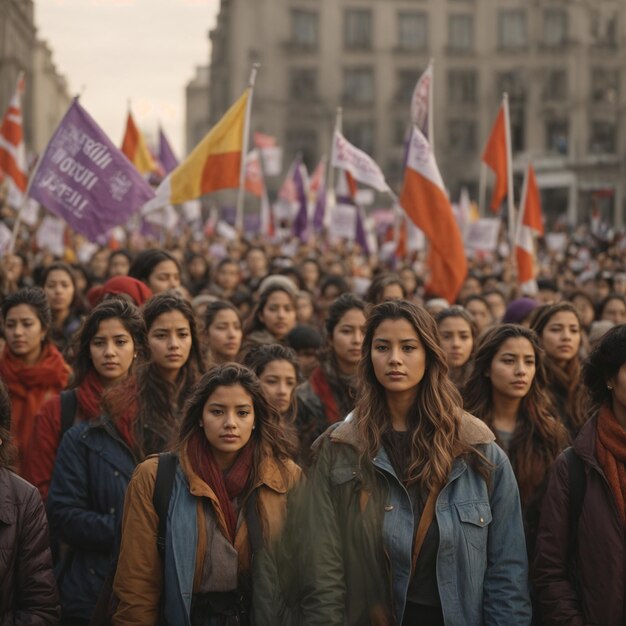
[187,431,256,542]
[596,405,626,523]
[76,368,105,421]
[310,366,341,424]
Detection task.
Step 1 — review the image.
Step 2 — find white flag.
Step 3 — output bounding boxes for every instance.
[410,62,433,139]
[331,131,390,193]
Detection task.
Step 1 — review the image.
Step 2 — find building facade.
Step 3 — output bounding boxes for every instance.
[185,65,211,155]
[206,0,626,227]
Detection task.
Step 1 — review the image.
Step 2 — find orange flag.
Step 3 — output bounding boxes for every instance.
[400,127,467,303]
[515,163,543,291]
[0,73,27,207]
[121,112,157,175]
[482,104,508,212]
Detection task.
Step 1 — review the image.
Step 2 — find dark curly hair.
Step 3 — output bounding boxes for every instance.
[584,324,626,408]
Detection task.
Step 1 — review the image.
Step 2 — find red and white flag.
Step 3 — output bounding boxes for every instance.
[245,149,274,236]
[482,103,510,212]
[0,74,27,208]
[399,127,467,303]
[515,163,543,294]
[410,61,433,140]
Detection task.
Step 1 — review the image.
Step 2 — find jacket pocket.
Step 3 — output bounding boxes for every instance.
[455,501,492,551]
[330,465,360,485]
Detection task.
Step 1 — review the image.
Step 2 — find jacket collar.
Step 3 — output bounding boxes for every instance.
[0,469,17,525]
[329,409,495,453]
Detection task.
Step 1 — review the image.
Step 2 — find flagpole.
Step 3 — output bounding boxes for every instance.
[236,63,260,232]
[428,58,435,155]
[503,92,516,249]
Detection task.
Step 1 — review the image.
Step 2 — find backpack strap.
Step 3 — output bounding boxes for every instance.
[59,389,78,438]
[153,452,178,561]
[564,446,586,593]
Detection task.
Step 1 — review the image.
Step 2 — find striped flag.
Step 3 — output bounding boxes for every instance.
[515,163,543,295]
[400,127,467,303]
[245,149,274,237]
[0,74,27,208]
[121,111,157,175]
[143,89,249,214]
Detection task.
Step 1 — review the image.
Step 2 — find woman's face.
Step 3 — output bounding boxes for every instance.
[259,291,296,340]
[207,309,242,361]
[201,384,255,470]
[3,304,46,365]
[44,269,74,314]
[89,318,135,385]
[466,299,493,334]
[301,262,320,287]
[296,294,314,324]
[148,310,192,380]
[438,316,473,368]
[572,295,595,327]
[400,269,417,296]
[380,283,405,303]
[489,337,536,402]
[216,262,240,291]
[108,254,130,277]
[148,260,181,294]
[371,317,426,399]
[601,298,626,325]
[258,359,297,416]
[188,256,208,281]
[330,308,366,374]
[541,311,581,365]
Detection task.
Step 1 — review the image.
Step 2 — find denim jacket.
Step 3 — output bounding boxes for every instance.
[301,412,531,626]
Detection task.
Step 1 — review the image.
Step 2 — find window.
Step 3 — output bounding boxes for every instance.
[397,12,428,51]
[344,9,372,50]
[448,119,476,154]
[448,15,474,52]
[589,120,617,154]
[543,69,568,101]
[590,9,618,48]
[343,67,374,104]
[496,71,525,105]
[509,108,525,153]
[396,69,421,103]
[591,68,619,104]
[291,10,318,48]
[343,120,375,155]
[498,10,527,50]
[448,70,477,104]
[394,119,409,146]
[286,128,318,168]
[545,120,569,155]
[543,9,568,48]
[289,68,317,101]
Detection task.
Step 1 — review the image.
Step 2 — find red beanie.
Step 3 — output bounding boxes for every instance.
[87,276,152,308]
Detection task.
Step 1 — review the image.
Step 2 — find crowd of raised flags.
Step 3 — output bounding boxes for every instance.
[0,62,545,304]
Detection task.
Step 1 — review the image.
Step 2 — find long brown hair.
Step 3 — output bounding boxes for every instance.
[177,363,295,491]
[463,324,568,506]
[355,300,470,491]
[530,302,588,433]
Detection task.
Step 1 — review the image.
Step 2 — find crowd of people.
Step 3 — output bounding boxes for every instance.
[1,220,626,625]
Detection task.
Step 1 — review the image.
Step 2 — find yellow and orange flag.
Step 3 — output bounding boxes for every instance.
[121,111,157,175]
[143,89,249,214]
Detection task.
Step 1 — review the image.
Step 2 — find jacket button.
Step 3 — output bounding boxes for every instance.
[480,517,484,523]
[110,507,116,514]
[114,470,119,476]
[384,505,394,512]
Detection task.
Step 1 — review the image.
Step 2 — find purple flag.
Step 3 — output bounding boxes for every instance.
[355,205,370,255]
[29,99,155,242]
[312,179,326,232]
[158,127,178,174]
[291,159,309,241]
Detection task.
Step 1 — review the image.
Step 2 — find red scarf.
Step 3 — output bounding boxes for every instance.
[187,431,256,542]
[0,343,70,467]
[596,405,626,523]
[310,366,341,424]
[76,369,105,421]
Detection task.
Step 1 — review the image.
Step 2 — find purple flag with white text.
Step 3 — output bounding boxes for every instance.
[29,99,155,242]
[291,159,309,241]
[158,127,179,174]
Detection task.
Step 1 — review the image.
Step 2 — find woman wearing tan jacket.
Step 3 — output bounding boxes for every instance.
[112,363,300,626]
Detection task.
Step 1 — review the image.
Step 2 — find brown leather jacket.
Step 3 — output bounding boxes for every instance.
[0,467,60,624]
[533,415,626,626]
[113,448,301,625]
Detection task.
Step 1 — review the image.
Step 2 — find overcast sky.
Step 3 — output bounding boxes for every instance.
[35,0,220,158]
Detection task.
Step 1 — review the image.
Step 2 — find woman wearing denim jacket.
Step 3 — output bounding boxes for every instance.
[298,301,531,626]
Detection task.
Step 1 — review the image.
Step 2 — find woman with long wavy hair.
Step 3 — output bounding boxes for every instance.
[530,302,588,436]
[135,292,205,456]
[464,324,568,556]
[112,363,301,625]
[298,300,531,625]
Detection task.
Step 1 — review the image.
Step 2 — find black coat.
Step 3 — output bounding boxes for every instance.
[0,467,60,624]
